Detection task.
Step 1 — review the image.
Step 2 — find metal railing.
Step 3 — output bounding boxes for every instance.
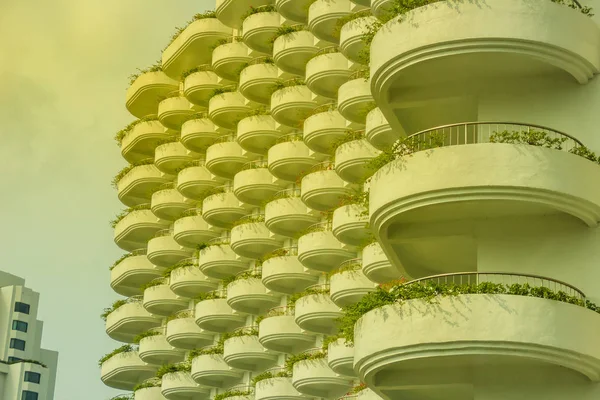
[272,188,301,200]
[310,102,338,116]
[306,283,330,292]
[223,385,255,396]
[154,228,173,238]
[336,258,362,271]
[307,160,334,174]
[234,214,265,225]
[232,325,259,335]
[159,181,176,190]
[275,131,304,144]
[208,236,231,246]
[304,220,333,233]
[247,56,274,66]
[181,208,201,217]
[130,248,147,256]
[404,272,585,302]
[241,159,268,170]
[214,134,236,144]
[406,122,584,153]
[265,305,295,317]
[349,69,369,80]
[314,45,340,57]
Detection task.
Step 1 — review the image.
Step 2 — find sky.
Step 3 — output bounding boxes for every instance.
[0,1,212,399]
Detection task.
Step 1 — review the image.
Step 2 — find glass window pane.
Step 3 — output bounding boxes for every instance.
[10,338,26,351]
[12,320,28,332]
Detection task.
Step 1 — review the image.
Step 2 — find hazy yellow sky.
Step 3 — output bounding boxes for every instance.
[0,1,212,398]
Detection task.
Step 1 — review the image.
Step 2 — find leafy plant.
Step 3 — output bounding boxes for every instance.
[209,86,237,99]
[140,277,167,291]
[181,64,213,80]
[334,9,372,37]
[100,299,127,321]
[133,379,161,391]
[241,4,277,21]
[194,290,225,303]
[251,369,291,385]
[214,389,253,400]
[232,214,265,227]
[110,204,151,228]
[367,132,445,173]
[114,116,159,146]
[337,190,369,216]
[111,159,155,188]
[156,362,191,378]
[98,345,136,366]
[162,259,196,277]
[109,395,133,400]
[284,350,326,371]
[164,11,218,50]
[222,268,262,287]
[187,344,224,361]
[132,330,161,344]
[330,129,365,153]
[270,25,305,44]
[288,286,330,306]
[321,334,342,352]
[273,78,305,91]
[110,253,135,270]
[128,61,162,86]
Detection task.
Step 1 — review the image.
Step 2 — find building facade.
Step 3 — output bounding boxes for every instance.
[102,1,600,400]
[0,271,58,400]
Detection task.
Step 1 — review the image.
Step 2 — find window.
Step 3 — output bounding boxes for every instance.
[10,338,26,351]
[12,320,28,332]
[8,356,22,363]
[24,371,41,384]
[14,302,30,314]
[21,391,38,400]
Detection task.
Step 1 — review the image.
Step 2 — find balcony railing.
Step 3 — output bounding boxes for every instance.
[272,188,301,200]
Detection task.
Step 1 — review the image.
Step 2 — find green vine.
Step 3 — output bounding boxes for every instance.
[156,362,191,378]
[270,25,305,44]
[162,259,196,277]
[181,65,213,80]
[241,4,277,21]
[133,330,161,344]
[100,299,127,321]
[140,278,167,292]
[251,369,291,385]
[334,9,372,37]
[164,11,218,50]
[284,350,326,371]
[287,286,329,306]
[98,345,136,367]
[214,390,253,400]
[273,78,305,91]
[128,61,162,86]
[114,116,159,146]
[133,379,161,391]
[110,204,151,228]
[111,159,155,188]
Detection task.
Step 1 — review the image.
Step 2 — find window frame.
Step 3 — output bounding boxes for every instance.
[24,371,41,384]
[8,356,22,363]
[14,302,31,314]
[21,390,39,400]
[12,320,28,332]
[10,338,26,351]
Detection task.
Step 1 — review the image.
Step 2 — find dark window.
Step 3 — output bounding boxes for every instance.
[14,302,30,314]
[24,371,41,384]
[10,338,26,351]
[12,320,28,332]
[21,391,38,400]
[8,356,22,363]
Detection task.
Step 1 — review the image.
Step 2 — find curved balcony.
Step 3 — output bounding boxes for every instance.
[233,163,283,206]
[305,49,352,99]
[183,68,221,108]
[258,307,316,353]
[239,61,280,105]
[223,332,278,370]
[101,351,157,390]
[242,10,281,54]
[298,224,355,272]
[364,107,400,151]
[114,209,170,252]
[369,122,600,276]
[143,283,189,316]
[194,297,246,332]
[273,29,318,76]
[329,260,376,307]
[180,118,221,152]
[111,251,163,297]
[158,95,195,130]
[291,353,352,397]
[147,232,194,268]
[231,219,282,259]
[255,374,304,400]
[261,248,319,294]
[236,114,283,154]
[361,241,401,284]
[134,386,166,400]
[335,138,381,183]
[370,0,394,17]
[173,211,220,248]
[206,139,249,179]
[300,163,356,211]
[166,313,215,350]
[106,300,162,343]
[332,204,370,246]
[202,188,248,229]
[271,84,318,128]
[337,76,374,124]
[176,163,222,200]
[212,41,253,81]
[303,107,347,154]
[339,12,377,64]
[307,0,352,43]
[275,0,312,23]
[267,134,319,181]
[216,0,273,29]
[208,91,251,130]
[327,338,355,377]
[139,333,186,365]
[126,71,179,119]
[294,289,342,334]
[161,371,211,400]
[198,240,249,279]
[169,265,218,298]
[370,0,600,132]
[265,190,319,237]
[117,164,171,207]
[162,18,232,80]
[227,276,280,314]
[151,188,194,221]
[155,142,200,175]
[191,353,243,387]
[121,120,170,164]
[354,273,600,399]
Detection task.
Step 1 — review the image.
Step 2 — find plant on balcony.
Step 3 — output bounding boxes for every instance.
[133,330,161,344]
[270,25,305,44]
[288,285,330,306]
[232,214,265,228]
[273,78,305,91]
[294,219,332,239]
[162,259,196,277]
[128,60,162,86]
[3,359,48,368]
[241,4,277,21]
[133,378,161,391]
[188,344,224,361]
[334,9,373,37]
[194,290,225,303]
[259,247,294,264]
[208,86,237,100]
[214,389,253,400]
[308,46,340,62]
[110,395,133,400]
[111,159,155,188]
[98,344,136,366]
[337,280,600,345]
[114,116,160,146]
[328,260,362,278]
[166,309,194,322]
[348,383,368,394]
[156,135,180,147]
[140,277,167,291]
[367,131,445,172]
[199,186,227,202]
[246,106,271,117]
[181,64,214,80]
[110,204,152,228]
[100,299,127,321]
[223,268,262,287]
[321,333,343,352]
[251,369,291,385]
[163,10,218,50]
[156,362,191,378]
[236,57,275,76]
[338,190,369,216]
[284,350,326,371]
[330,129,366,153]
[109,253,134,271]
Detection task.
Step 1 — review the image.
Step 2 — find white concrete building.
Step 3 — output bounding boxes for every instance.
[0,271,58,400]
[102,1,600,400]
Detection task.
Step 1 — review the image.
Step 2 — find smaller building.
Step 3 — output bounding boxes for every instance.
[0,271,58,400]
